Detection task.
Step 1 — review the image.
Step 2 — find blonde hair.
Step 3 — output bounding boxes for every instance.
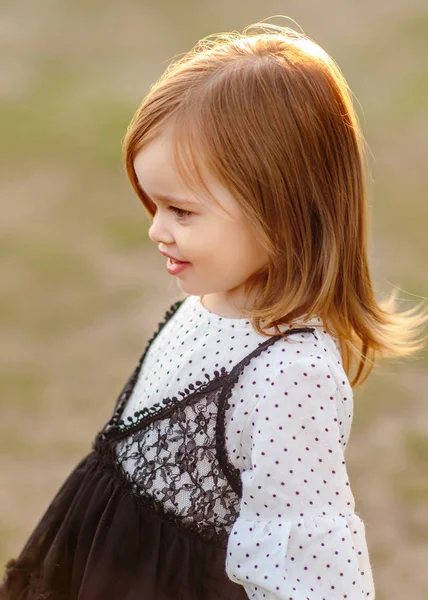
[122,21,428,388]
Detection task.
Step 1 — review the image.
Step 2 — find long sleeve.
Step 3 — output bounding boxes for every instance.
[225,355,375,599]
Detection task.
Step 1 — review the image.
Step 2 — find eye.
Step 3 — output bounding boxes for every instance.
[168,205,191,219]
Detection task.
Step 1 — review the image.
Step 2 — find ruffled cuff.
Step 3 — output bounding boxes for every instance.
[226,513,375,599]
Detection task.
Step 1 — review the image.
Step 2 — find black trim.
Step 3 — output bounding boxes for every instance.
[94,295,317,501]
[93,298,186,448]
[216,327,317,497]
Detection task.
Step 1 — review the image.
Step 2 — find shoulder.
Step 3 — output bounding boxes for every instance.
[260,318,346,379]
[233,325,353,424]
[251,321,339,370]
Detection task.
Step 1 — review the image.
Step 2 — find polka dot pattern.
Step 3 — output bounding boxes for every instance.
[121,295,375,599]
[225,357,375,599]
[226,514,374,599]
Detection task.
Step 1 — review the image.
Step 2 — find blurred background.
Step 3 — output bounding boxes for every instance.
[1,1,428,598]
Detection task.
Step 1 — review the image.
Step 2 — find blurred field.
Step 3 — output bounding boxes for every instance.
[1,2,428,599]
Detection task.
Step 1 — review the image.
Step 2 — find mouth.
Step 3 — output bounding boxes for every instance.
[166,257,191,275]
[168,257,188,264]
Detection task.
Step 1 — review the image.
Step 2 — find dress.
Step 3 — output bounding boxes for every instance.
[1,294,375,600]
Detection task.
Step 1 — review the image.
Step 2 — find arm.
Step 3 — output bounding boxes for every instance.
[225,356,375,599]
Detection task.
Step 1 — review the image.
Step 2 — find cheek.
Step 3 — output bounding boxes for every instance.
[188,224,224,254]
[185,219,255,263]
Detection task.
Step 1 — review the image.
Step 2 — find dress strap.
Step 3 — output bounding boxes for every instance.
[216,326,317,497]
[98,298,186,434]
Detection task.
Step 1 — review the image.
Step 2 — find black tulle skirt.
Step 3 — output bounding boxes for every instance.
[0,446,247,600]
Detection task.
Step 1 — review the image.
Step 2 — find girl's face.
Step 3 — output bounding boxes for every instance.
[133,125,268,318]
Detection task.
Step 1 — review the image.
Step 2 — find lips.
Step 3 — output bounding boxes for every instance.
[159,250,187,262]
[166,257,190,276]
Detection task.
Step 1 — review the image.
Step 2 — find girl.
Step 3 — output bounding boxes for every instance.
[2,20,427,600]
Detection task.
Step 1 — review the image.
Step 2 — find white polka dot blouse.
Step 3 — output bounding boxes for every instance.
[119,294,376,599]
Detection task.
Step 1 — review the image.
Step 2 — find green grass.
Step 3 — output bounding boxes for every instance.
[1,64,135,168]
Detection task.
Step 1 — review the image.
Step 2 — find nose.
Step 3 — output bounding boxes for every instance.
[148,211,174,245]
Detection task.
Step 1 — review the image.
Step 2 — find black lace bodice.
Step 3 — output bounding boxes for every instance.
[92,299,316,548]
[0,298,321,600]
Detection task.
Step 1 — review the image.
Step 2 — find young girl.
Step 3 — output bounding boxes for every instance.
[2,21,427,600]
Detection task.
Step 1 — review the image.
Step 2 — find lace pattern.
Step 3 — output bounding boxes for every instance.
[109,300,185,422]
[0,296,319,600]
[91,298,317,547]
[112,385,241,545]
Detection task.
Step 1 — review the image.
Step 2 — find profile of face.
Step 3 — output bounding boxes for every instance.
[133,124,269,318]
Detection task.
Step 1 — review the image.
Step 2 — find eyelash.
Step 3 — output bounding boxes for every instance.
[168,206,191,219]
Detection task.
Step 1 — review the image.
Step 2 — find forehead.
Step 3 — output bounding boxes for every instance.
[133,127,242,219]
